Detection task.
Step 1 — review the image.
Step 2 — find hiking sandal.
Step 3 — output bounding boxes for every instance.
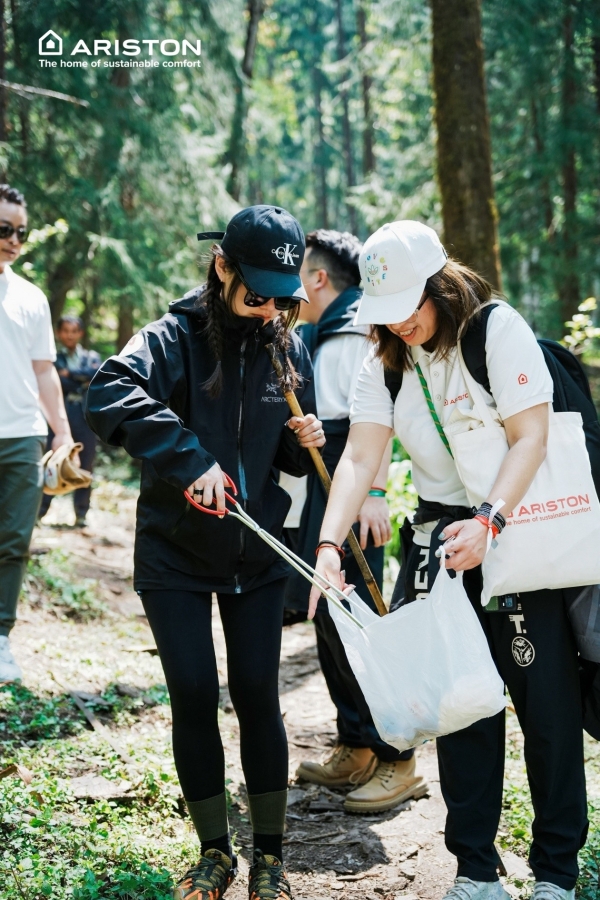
[173,848,237,900]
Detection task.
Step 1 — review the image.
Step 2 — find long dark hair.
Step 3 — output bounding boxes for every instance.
[197,246,301,397]
[372,258,499,373]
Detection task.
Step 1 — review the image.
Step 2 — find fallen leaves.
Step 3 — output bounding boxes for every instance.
[0,763,33,785]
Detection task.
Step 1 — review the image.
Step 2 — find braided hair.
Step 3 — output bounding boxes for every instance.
[197,246,301,398]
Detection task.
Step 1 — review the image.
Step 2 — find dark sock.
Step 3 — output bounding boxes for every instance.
[201,833,232,859]
[253,833,283,862]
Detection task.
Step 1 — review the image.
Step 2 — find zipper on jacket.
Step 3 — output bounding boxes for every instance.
[235,337,249,593]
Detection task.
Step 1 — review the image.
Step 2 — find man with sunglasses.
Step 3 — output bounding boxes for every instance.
[283,229,428,812]
[0,183,74,683]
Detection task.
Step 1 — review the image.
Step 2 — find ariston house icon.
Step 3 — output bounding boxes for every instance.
[39,30,63,56]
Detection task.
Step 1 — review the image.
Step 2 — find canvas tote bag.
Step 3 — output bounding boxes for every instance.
[444,345,600,606]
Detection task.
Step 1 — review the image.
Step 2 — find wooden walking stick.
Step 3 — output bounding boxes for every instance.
[266,344,388,616]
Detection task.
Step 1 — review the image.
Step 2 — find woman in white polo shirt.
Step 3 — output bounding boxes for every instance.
[309,221,587,900]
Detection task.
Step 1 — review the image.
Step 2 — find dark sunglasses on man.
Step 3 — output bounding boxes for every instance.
[0,223,29,243]
[232,263,300,312]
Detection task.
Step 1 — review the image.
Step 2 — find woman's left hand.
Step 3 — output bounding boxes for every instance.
[439,518,489,571]
[287,414,326,448]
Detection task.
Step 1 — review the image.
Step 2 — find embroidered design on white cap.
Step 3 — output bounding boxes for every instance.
[354,220,447,326]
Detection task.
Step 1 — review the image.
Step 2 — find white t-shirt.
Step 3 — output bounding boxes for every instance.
[0,265,56,438]
[350,304,554,507]
[281,331,372,526]
[313,332,371,419]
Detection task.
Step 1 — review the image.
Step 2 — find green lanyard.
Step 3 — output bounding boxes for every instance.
[414,362,454,458]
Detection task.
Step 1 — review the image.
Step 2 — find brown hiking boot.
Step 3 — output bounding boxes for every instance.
[344,755,428,812]
[296,744,376,787]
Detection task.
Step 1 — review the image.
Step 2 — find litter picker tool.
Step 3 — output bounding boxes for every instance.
[265,343,388,616]
[184,474,363,629]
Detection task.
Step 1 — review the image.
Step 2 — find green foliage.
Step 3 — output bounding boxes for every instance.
[385,458,418,561]
[22,550,107,621]
[0,752,191,899]
[0,683,82,745]
[563,297,600,356]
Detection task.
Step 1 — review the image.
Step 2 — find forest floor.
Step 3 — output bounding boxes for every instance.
[1,476,599,900]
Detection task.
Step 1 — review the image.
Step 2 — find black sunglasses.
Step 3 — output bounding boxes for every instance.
[0,223,28,243]
[232,264,300,312]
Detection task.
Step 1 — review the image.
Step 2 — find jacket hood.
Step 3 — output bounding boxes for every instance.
[168,286,204,315]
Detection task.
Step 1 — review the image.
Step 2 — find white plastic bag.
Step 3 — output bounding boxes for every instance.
[327,561,506,751]
[446,346,600,606]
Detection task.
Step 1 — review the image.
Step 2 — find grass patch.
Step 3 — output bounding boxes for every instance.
[22,550,107,622]
[0,684,83,747]
[0,707,197,899]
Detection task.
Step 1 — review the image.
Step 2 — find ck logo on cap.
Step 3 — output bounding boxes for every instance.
[272,244,299,266]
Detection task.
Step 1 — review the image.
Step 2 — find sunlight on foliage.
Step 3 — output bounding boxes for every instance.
[563,298,600,356]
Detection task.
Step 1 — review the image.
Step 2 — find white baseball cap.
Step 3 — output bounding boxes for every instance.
[354,220,448,325]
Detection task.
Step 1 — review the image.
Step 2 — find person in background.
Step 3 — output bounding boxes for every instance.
[0,183,74,683]
[283,229,428,812]
[38,315,101,527]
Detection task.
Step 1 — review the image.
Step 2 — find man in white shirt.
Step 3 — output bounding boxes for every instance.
[285,230,427,812]
[0,184,74,682]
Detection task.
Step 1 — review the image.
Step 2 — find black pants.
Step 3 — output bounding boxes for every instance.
[437,578,588,889]
[40,400,97,518]
[141,579,288,802]
[314,601,412,763]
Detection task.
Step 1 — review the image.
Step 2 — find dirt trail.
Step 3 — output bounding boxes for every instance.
[11,484,540,899]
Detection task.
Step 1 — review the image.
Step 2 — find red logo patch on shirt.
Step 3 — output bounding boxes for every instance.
[518,373,528,385]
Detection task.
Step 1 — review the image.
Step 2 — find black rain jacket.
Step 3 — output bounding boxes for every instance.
[85,289,316,594]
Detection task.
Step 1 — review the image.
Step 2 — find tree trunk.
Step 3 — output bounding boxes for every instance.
[48,258,78,324]
[430,0,501,288]
[357,0,375,176]
[9,0,28,154]
[311,65,329,227]
[559,5,580,323]
[593,35,600,116]
[335,0,357,233]
[530,98,554,236]
[0,0,6,146]
[117,299,134,353]
[226,0,265,201]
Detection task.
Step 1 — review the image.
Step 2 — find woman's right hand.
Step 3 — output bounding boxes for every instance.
[188,463,229,515]
[308,547,345,620]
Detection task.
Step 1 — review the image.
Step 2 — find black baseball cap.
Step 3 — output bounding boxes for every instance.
[198,205,308,301]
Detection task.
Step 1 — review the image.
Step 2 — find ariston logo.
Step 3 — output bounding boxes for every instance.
[37,31,202,69]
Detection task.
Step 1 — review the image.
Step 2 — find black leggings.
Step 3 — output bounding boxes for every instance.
[141,579,288,802]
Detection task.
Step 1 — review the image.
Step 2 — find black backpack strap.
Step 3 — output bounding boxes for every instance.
[460,303,499,393]
[384,367,403,403]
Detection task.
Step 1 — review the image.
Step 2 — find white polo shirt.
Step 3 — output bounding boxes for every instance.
[280,332,371,526]
[350,303,554,507]
[0,265,56,438]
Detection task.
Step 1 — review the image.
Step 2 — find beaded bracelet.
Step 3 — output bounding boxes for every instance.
[315,540,346,561]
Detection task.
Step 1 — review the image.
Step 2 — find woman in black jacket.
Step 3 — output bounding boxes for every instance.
[86,206,324,900]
